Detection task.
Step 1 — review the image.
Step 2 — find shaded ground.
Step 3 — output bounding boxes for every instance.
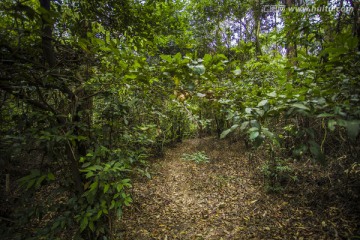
[119,137,359,239]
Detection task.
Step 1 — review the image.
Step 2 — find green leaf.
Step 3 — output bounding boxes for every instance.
[35,175,46,188]
[116,183,123,192]
[291,103,310,111]
[160,54,172,62]
[89,221,95,232]
[267,91,277,97]
[317,113,335,118]
[328,119,336,131]
[80,217,88,232]
[103,184,110,194]
[124,197,132,206]
[82,162,91,168]
[257,99,268,107]
[249,127,259,132]
[346,120,360,140]
[85,171,94,179]
[116,208,123,219]
[193,64,206,75]
[309,140,325,163]
[262,128,274,138]
[96,210,103,220]
[18,169,41,188]
[89,181,98,193]
[174,52,182,62]
[233,69,241,75]
[203,54,212,64]
[220,124,239,139]
[249,131,259,140]
[240,121,249,130]
[124,74,137,80]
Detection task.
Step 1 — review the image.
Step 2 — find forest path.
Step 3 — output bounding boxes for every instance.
[119,137,266,239]
[118,137,359,239]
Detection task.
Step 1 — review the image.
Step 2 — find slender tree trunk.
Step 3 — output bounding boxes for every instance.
[336,0,344,33]
[39,0,84,193]
[254,0,262,56]
[39,0,56,67]
[349,0,360,50]
[285,0,297,79]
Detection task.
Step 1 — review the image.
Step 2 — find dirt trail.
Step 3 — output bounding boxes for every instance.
[119,137,359,239]
[119,138,263,239]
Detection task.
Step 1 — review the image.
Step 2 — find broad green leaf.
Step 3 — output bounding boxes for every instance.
[203,54,212,64]
[292,102,309,110]
[267,91,277,97]
[291,103,310,111]
[233,69,241,75]
[309,140,325,163]
[174,52,182,62]
[47,173,55,181]
[240,121,249,130]
[89,181,98,193]
[345,120,360,140]
[262,128,274,138]
[124,74,137,80]
[116,208,123,219]
[96,210,102,220]
[245,108,252,114]
[85,171,94,179]
[193,64,206,75]
[220,124,239,139]
[116,183,123,192]
[248,127,259,132]
[80,217,88,232]
[89,221,95,232]
[317,113,335,118]
[249,131,259,140]
[257,99,268,107]
[328,119,336,131]
[160,54,172,62]
[103,184,110,194]
[255,108,264,117]
[82,162,91,168]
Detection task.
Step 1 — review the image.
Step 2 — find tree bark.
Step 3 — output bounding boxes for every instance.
[285,0,297,79]
[39,0,56,67]
[349,0,360,50]
[254,0,262,56]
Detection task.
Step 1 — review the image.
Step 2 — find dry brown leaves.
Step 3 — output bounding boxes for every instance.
[118,137,359,239]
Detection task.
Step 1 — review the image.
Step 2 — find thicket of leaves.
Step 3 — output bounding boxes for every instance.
[0,0,359,239]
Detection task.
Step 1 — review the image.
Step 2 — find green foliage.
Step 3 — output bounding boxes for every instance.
[1,0,360,238]
[18,170,55,190]
[182,151,210,164]
[74,149,132,237]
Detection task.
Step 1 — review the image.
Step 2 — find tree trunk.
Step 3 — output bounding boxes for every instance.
[254,0,262,56]
[350,0,360,50]
[285,0,297,79]
[39,0,56,67]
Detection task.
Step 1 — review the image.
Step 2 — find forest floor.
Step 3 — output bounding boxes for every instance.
[118,137,359,239]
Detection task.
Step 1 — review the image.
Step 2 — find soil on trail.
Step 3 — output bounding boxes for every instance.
[119,138,359,240]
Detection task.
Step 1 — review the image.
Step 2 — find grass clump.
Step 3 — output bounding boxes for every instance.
[181,151,210,164]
